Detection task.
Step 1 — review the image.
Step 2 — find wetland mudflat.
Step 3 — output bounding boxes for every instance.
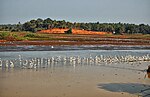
[0,50,150,97]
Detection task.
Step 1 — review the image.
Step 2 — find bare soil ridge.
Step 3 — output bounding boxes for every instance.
[38,28,112,35]
[0,28,150,46]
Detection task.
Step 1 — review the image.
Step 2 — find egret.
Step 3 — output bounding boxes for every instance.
[0,58,2,67]
[51,46,54,49]
[10,60,14,68]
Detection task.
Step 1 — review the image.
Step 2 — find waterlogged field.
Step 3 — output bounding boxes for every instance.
[0,50,150,97]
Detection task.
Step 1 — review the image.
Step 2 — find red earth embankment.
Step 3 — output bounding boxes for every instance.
[38,28,112,35]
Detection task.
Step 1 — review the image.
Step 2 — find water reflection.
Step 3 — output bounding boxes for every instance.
[98,83,150,97]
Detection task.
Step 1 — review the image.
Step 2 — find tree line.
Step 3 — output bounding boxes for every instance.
[0,18,150,34]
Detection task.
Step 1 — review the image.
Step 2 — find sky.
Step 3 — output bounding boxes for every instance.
[0,0,150,24]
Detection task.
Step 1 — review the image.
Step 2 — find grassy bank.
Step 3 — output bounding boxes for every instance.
[1,31,150,41]
[0,31,150,46]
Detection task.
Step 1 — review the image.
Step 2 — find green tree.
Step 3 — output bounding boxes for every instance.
[65,28,72,34]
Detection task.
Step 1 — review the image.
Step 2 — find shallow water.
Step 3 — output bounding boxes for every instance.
[0,45,150,51]
[0,50,150,97]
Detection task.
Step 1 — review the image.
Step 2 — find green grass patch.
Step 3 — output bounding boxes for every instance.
[24,33,37,38]
[0,32,9,39]
[0,31,150,41]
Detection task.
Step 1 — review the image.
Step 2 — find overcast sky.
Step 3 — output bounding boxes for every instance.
[0,0,150,24]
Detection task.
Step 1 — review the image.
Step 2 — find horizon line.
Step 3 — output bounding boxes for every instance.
[0,17,150,25]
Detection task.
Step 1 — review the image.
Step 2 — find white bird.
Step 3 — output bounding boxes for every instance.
[0,58,2,67]
[51,46,54,48]
[10,60,14,68]
[5,60,9,68]
[22,59,28,68]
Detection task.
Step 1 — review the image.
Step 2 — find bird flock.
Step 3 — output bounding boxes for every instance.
[0,54,150,69]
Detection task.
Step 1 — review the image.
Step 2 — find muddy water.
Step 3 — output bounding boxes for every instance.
[0,50,150,97]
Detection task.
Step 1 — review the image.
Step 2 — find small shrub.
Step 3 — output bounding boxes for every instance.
[10,33,25,41]
[65,28,72,34]
[0,32,9,39]
[24,33,36,38]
